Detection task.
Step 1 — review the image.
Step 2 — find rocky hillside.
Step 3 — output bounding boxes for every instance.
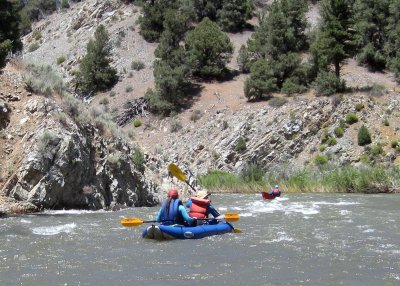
[2,0,400,214]
[0,66,159,215]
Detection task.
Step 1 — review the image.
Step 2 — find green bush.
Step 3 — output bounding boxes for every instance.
[99,97,109,105]
[125,85,133,93]
[345,113,359,125]
[0,40,12,69]
[24,63,64,96]
[326,136,337,146]
[369,143,384,157]
[235,137,247,152]
[190,110,202,122]
[268,97,288,107]
[170,120,183,132]
[382,118,389,126]
[61,0,70,9]
[131,60,145,71]
[358,125,372,146]
[28,42,40,52]
[390,140,399,148]
[321,129,330,144]
[314,71,346,96]
[32,30,42,41]
[334,127,344,138]
[314,154,328,166]
[56,55,66,65]
[132,119,142,127]
[281,79,306,96]
[132,146,145,173]
[355,103,364,111]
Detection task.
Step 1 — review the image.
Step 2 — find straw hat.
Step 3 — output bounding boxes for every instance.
[196,190,210,199]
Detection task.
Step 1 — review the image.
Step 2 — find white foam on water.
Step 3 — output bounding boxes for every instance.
[238,212,253,217]
[32,223,76,236]
[313,201,360,206]
[44,209,103,215]
[340,210,352,215]
[20,219,32,224]
[362,228,375,233]
[270,231,294,242]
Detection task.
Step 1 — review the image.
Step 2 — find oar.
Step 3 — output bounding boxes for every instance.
[121,213,240,227]
[168,163,197,194]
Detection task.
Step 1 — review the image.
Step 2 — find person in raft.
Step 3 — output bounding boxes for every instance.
[186,190,221,225]
[156,189,196,226]
[269,184,281,197]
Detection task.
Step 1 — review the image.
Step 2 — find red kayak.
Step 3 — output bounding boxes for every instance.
[261,192,276,200]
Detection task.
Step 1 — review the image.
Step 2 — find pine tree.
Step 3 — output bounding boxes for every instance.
[185,17,233,78]
[138,0,180,42]
[244,58,277,101]
[311,0,355,77]
[217,0,254,32]
[385,0,400,82]
[77,25,117,95]
[193,0,223,22]
[0,0,22,68]
[353,0,390,71]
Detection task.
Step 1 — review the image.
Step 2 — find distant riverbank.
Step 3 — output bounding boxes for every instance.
[199,164,400,194]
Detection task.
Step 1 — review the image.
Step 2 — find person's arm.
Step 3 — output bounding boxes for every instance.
[179,205,195,224]
[185,199,192,209]
[208,204,220,218]
[156,208,162,223]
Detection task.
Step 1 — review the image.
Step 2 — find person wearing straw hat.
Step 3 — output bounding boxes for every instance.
[186,190,220,224]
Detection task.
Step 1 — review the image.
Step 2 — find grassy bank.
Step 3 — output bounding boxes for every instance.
[198,165,400,194]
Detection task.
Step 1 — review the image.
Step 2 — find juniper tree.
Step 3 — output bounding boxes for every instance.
[77,25,117,95]
[185,17,233,79]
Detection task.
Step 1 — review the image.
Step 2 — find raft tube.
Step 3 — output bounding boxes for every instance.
[142,222,234,240]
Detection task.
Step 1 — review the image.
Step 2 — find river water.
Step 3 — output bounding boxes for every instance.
[1,193,399,286]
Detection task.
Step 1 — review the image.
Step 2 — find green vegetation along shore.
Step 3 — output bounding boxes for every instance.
[199,165,400,194]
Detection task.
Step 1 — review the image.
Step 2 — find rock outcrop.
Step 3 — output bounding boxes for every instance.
[0,72,159,214]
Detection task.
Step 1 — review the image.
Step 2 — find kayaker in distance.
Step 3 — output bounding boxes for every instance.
[156,189,196,226]
[261,184,282,200]
[186,190,221,224]
[270,184,281,197]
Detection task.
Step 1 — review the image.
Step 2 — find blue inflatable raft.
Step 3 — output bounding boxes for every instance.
[142,222,234,240]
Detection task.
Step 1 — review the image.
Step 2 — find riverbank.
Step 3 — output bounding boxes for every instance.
[199,164,400,194]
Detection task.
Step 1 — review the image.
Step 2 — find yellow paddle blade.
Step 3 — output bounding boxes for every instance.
[168,163,186,182]
[233,228,243,233]
[120,218,144,227]
[224,213,240,222]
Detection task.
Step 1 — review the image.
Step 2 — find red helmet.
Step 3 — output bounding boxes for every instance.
[168,189,179,199]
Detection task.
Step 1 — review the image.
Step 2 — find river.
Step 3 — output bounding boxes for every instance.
[1,193,399,286]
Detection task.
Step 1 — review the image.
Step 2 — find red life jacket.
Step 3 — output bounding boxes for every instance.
[189,197,210,219]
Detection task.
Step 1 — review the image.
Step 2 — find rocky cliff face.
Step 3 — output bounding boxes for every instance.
[0,70,159,214]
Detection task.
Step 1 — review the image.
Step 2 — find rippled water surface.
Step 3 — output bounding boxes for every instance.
[1,193,399,285]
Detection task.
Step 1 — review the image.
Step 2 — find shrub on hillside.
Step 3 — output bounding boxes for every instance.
[345,113,359,125]
[268,97,288,107]
[314,154,328,166]
[314,71,346,96]
[281,78,306,96]
[358,125,372,146]
[131,60,145,71]
[132,119,142,127]
[334,127,344,138]
[24,63,64,96]
[235,137,247,153]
